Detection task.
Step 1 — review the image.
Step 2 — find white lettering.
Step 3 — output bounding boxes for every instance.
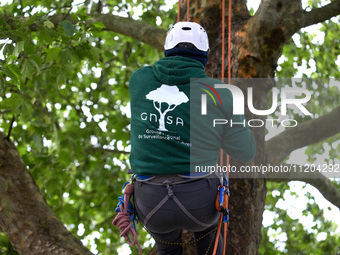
[281,119,298,127]
[230,119,246,127]
[141,112,147,120]
[214,84,244,114]
[281,88,312,116]
[176,117,184,126]
[248,119,264,127]
[200,86,312,116]
[248,87,279,115]
[167,115,173,124]
[213,119,228,127]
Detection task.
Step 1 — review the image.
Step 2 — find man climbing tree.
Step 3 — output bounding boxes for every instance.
[0,0,340,254]
[126,21,255,255]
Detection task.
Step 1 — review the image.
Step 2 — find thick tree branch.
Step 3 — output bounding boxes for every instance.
[1,13,166,51]
[266,164,340,210]
[88,14,166,51]
[254,0,340,49]
[301,0,340,28]
[0,132,93,255]
[254,0,304,40]
[265,106,340,165]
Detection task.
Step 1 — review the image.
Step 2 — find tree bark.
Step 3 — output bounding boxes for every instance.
[189,1,268,254]
[0,132,93,255]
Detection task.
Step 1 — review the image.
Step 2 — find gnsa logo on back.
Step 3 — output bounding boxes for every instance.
[141,84,189,131]
[200,83,312,128]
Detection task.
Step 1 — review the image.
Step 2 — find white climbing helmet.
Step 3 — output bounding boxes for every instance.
[164,22,209,51]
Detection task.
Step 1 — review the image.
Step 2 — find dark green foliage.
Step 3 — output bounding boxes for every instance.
[0,0,176,254]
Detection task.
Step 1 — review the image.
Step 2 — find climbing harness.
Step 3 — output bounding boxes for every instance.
[136,172,225,255]
[113,172,221,254]
[136,172,215,229]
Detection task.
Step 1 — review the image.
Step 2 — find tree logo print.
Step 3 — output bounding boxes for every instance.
[146,84,189,131]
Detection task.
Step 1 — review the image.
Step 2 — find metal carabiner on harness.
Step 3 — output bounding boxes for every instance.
[219,186,226,209]
[216,185,229,212]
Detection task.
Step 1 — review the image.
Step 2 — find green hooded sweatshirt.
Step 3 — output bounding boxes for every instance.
[129,56,255,176]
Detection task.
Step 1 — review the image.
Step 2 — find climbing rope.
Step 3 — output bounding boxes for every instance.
[214,0,231,254]
[177,1,180,22]
[177,1,232,255]
[112,181,142,255]
[177,0,190,22]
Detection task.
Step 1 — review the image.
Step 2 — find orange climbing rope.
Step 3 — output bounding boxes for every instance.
[187,0,190,21]
[214,0,231,254]
[177,1,180,22]
[224,0,232,252]
[177,0,190,22]
[177,1,231,254]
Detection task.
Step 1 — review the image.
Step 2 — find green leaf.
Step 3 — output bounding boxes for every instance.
[21,58,36,79]
[20,97,34,119]
[0,73,5,91]
[71,13,80,21]
[45,47,61,63]
[6,55,18,64]
[13,41,25,57]
[38,27,58,44]
[3,44,14,56]
[90,22,106,31]
[79,14,90,21]
[1,93,22,113]
[89,47,101,63]
[25,43,35,54]
[60,20,78,37]
[3,64,20,84]
[43,20,55,29]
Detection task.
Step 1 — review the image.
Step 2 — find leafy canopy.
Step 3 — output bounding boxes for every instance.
[0,0,175,253]
[0,0,339,254]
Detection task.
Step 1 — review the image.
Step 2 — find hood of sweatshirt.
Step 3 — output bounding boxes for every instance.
[152,56,207,85]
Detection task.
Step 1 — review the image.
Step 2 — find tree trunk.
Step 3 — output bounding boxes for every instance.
[165,0,292,254]
[0,132,92,255]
